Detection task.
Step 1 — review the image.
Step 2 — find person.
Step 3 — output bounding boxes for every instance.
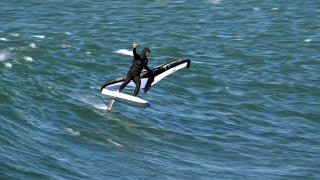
[118,42,152,96]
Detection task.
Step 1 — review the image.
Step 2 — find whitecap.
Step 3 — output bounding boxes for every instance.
[32,35,45,39]
[57,158,68,162]
[271,7,279,11]
[0,37,9,41]
[268,82,282,85]
[0,53,6,61]
[61,44,71,48]
[205,0,222,4]
[86,51,91,55]
[108,138,124,147]
[115,49,133,56]
[253,7,260,11]
[64,32,72,35]
[29,43,37,48]
[10,33,20,37]
[304,39,312,42]
[4,63,12,68]
[23,56,33,62]
[65,128,80,136]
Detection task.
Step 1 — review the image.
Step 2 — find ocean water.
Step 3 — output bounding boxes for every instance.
[1,0,319,179]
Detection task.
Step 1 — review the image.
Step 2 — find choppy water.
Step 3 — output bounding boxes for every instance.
[1,0,320,179]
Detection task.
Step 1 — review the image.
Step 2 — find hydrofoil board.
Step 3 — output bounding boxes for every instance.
[101,89,149,109]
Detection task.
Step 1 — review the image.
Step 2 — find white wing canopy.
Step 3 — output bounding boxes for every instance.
[101,59,191,93]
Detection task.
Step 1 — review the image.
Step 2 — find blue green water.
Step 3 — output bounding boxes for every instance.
[1,0,320,179]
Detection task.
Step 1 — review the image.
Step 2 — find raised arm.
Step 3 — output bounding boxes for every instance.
[132,42,139,59]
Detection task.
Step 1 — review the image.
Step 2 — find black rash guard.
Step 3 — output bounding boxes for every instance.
[130,47,151,74]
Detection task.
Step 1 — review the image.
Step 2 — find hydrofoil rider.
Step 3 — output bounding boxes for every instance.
[118,42,152,96]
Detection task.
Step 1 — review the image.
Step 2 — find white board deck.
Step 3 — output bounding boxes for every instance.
[101,89,149,108]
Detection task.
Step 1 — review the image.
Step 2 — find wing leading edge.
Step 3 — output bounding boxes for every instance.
[101,59,191,92]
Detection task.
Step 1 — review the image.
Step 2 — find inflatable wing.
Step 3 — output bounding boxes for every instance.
[101,59,191,93]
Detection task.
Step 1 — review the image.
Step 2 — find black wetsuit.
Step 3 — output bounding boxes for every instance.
[119,48,151,96]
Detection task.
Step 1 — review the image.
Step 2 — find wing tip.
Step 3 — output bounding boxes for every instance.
[186,59,191,68]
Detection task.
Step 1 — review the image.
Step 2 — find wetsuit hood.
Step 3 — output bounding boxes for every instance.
[142,48,151,57]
